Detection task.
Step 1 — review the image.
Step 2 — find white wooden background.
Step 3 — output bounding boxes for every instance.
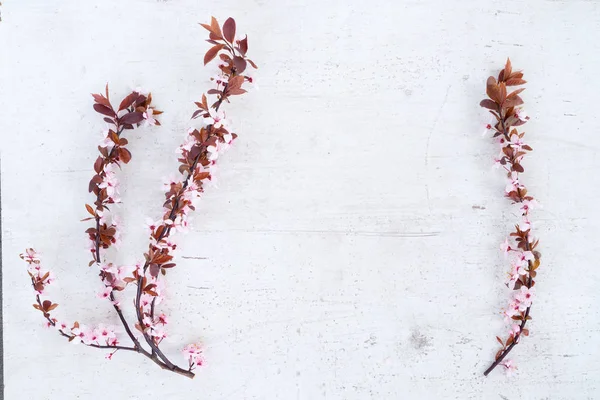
[2,0,600,399]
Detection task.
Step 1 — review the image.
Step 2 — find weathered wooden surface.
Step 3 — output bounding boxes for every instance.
[1,0,599,398]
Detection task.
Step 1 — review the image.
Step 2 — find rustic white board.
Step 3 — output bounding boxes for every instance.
[1,0,599,398]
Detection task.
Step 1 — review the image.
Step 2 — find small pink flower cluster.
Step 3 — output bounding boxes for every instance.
[20,249,123,360]
[500,359,518,377]
[183,343,204,368]
[70,323,118,347]
[20,248,54,294]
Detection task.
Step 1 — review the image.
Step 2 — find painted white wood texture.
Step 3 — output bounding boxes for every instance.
[1,0,600,398]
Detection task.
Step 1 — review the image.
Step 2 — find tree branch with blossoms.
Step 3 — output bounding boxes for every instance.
[480,59,541,377]
[19,16,257,379]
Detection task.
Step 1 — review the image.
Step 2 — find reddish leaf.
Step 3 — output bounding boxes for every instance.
[93,104,115,117]
[513,163,524,173]
[227,75,244,90]
[223,17,236,43]
[119,92,140,111]
[210,16,222,37]
[506,78,527,86]
[92,93,111,108]
[495,349,503,360]
[94,156,104,173]
[233,56,247,73]
[204,44,225,65]
[120,111,144,125]
[247,59,258,69]
[238,35,248,55]
[228,88,247,96]
[85,204,95,216]
[504,58,512,79]
[480,99,498,110]
[119,147,132,164]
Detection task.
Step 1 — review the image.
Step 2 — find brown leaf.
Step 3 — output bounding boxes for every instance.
[120,111,144,125]
[233,56,247,73]
[92,93,111,108]
[119,147,132,164]
[238,35,248,55]
[247,59,258,69]
[93,104,115,117]
[94,156,104,174]
[504,96,524,108]
[210,16,222,38]
[227,75,244,90]
[223,17,236,43]
[504,58,512,79]
[204,44,225,65]
[85,204,95,216]
[480,99,498,110]
[507,88,525,98]
[486,77,500,103]
[506,78,527,86]
[495,349,503,360]
[119,92,140,111]
[512,163,524,173]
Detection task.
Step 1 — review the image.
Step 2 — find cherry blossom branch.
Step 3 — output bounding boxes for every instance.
[132,16,257,375]
[85,88,162,354]
[19,16,255,379]
[480,59,541,377]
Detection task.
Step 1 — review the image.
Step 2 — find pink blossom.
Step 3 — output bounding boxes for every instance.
[95,324,116,341]
[157,313,168,325]
[105,352,114,360]
[501,359,517,377]
[520,215,531,232]
[97,286,112,300]
[107,337,119,347]
[507,133,526,150]
[203,109,227,129]
[516,251,534,267]
[211,74,228,87]
[21,248,40,263]
[98,170,119,201]
[100,130,115,149]
[71,325,91,344]
[244,73,259,91]
[516,286,535,309]
[514,109,529,122]
[163,175,182,192]
[143,107,157,127]
[139,295,151,309]
[509,324,521,337]
[520,199,538,215]
[172,215,189,233]
[206,143,219,162]
[56,321,70,334]
[505,171,524,194]
[500,239,512,257]
[145,218,160,234]
[150,326,167,340]
[503,300,521,323]
[183,343,204,366]
[177,133,197,154]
